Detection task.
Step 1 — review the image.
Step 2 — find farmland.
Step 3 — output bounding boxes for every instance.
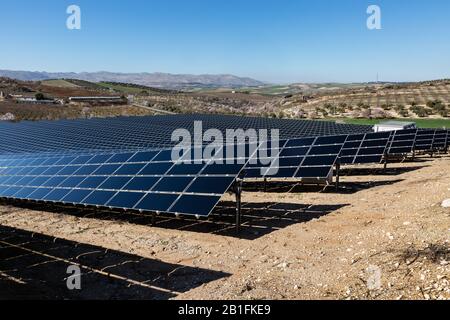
[1,77,449,124]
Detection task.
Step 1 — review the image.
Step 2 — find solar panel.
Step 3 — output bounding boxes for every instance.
[340,132,391,165]
[432,129,448,151]
[387,129,418,155]
[415,129,436,152]
[243,135,346,180]
[0,147,245,218]
[447,130,450,149]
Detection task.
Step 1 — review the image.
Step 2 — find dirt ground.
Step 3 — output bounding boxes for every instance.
[0,155,449,300]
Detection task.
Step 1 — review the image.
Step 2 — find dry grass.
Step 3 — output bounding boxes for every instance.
[0,102,155,121]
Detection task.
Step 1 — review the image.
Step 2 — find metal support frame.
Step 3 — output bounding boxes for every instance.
[263,177,267,193]
[335,162,341,191]
[383,152,389,171]
[234,178,243,233]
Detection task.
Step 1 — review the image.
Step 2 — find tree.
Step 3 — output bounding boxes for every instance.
[399,109,410,117]
[35,93,46,101]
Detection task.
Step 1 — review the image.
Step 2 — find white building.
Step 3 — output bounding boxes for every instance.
[373,121,417,132]
[68,96,123,102]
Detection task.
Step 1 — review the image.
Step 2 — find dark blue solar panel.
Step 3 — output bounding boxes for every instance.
[140,162,173,175]
[187,177,235,194]
[106,153,134,164]
[60,176,85,188]
[62,189,93,204]
[93,164,121,175]
[28,188,53,200]
[168,164,204,175]
[44,189,71,202]
[115,164,145,175]
[415,129,435,151]
[296,166,333,178]
[170,195,222,216]
[78,176,108,189]
[83,191,116,206]
[107,192,145,209]
[203,163,244,175]
[387,129,418,155]
[134,193,179,212]
[152,177,193,193]
[124,177,160,191]
[99,177,132,190]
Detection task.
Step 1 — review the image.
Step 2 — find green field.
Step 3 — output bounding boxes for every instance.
[340,118,450,128]
[96,82,146,94]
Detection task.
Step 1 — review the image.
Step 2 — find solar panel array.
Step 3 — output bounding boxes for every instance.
[0,115,448,218]
[0,147,246,217]
[386,129,450,156]
[0,115,372,155]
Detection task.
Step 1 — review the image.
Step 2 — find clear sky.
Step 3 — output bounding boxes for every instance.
[1,0,449,83]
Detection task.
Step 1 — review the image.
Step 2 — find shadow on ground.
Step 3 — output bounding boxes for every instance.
[399,243,450,265]
[242,179,405,195]
[0,199,348,240]
[0,225,230,300]
[339,165,426,177]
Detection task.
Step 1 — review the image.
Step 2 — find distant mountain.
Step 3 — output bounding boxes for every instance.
[0,70,265,89]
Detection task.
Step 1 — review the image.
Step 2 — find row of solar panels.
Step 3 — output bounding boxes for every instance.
[0,115,373,155]
[0,133,359,217]
[343,128,449,163]
[0,129,448,218]
[242,128,450,178]
[0,149,244,217]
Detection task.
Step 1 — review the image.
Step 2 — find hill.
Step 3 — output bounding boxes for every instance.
[0,70,265,90]
[1,76,449,126]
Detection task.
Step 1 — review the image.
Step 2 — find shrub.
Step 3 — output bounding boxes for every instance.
[411,106,427,117]
[439,109,448,117]
[426,99,443,110]
[399,110,409,117]
[35,93,46,100]
[394,104,405,113]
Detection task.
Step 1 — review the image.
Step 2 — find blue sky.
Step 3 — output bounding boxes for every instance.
[0,0,449,83]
